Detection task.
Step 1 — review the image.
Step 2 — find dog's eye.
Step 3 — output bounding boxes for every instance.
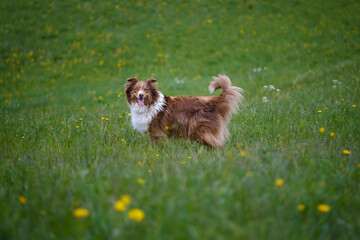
[144,89,149,93]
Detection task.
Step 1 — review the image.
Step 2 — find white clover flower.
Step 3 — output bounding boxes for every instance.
[263,85,268,89]
[332,79,338,84]
[276,89,281,92]
[253,68,257,72]
[262,96,269,103]
[269,85,275,90]
[174,77,184,84]
[258,67,262,72]
[332,85,336,89]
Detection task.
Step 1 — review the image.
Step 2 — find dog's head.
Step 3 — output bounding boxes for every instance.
[125,77,159,107]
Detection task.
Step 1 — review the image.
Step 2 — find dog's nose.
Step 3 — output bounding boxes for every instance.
[139,93,144,99]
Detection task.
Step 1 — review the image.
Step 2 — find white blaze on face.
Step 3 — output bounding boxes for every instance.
[137,83,145,107]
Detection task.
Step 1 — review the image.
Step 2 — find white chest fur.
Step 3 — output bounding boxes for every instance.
[128,92,165,134]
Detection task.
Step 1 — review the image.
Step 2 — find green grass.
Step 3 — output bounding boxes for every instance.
[1,0,359,239]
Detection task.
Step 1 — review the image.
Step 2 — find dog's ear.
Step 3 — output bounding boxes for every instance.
[146,78,157,85]
[125,77,138,88]
[126,77,138,84]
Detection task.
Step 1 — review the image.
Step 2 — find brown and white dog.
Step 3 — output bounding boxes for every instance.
[125,75,243,147]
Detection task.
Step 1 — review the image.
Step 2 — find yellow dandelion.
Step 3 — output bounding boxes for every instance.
[236,143,242,148]
[246,171,253,177]
[318,110,322,113]
[127,113,131,116]
[180,161,186,165]
[148,169,152,173]
[76,126,79,129]
[73,208,89,218]
[99,60,104,65]
[240,151,245,157]
[297,204,305,211]
[79,118,83,121]
[18,196,27,205]
[114,200,126,212]
[121,194,131,206]
[138,178,145,184]
[105,118,109,121]
[128,208,145,222]
[207,19,213,24]
[319,127,325,133]
[21,136,25,139]
[275,178,284,187]
[324,107,328,110]
[342,150,351,155]
[330,132,335,137]
[352,105,356,108]
[18,157,21,160]
[317,204,331,213]
[187,156,192,159]
[165,126,169,130]
[101,117,105,120]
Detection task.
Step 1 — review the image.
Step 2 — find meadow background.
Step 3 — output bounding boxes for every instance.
[1,0,359,239]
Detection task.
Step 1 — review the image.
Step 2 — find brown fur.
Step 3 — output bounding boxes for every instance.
[125,75,243,148]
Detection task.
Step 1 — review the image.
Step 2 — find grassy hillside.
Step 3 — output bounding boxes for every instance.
[1,0,359,239]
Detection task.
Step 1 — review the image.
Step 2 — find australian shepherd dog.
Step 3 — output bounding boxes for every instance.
[125,75,243,148]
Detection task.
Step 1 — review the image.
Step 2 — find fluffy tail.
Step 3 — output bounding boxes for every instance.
[209,74,244,117]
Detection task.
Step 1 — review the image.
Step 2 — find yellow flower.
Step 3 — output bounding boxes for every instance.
[318,110,322,113]
[76,126,79,129]
[79,118,83,121]
[114,200,126,212]
[342,150,351,155]
[187,156,192,159]
[319,127,325,133]
[352,105,356,108]
[99,60,104,65]
[297,204,305,211]
[121,194,131,206]
[138,178,145,184]
[275,178,284,187]
[207,19,213,24]
[324,107,328,110]
[73,208,89,218]
[236,142,242,148]
[128,208,145,222]
[317,204,331,213]
[240,151,245,157]
[330,132,335,137]
[246,171,253,177]
[18,196,27,205]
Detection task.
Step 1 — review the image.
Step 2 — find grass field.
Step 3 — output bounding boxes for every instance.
[1,0,359,239]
